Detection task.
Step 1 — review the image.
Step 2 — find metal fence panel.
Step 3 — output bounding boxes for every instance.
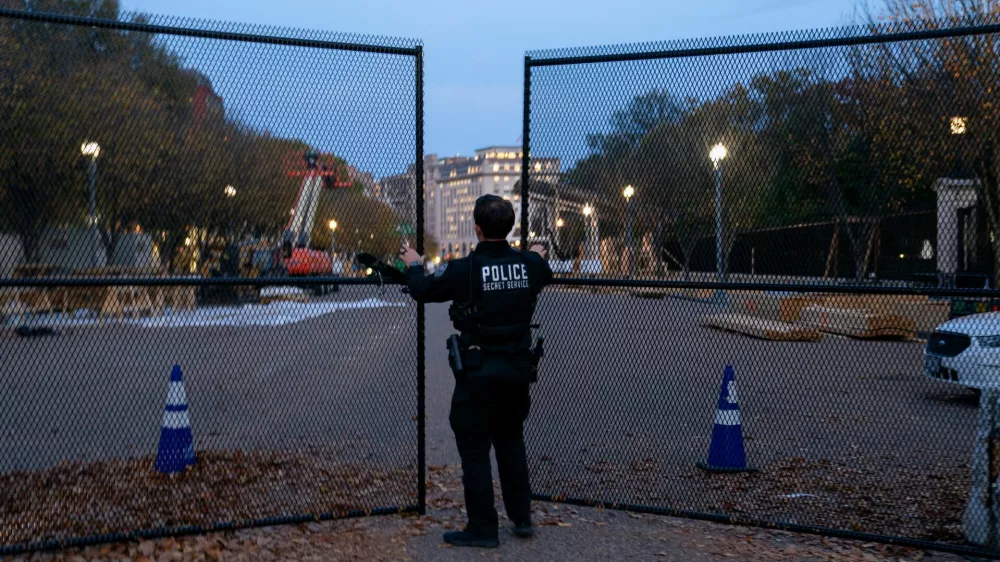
[0,6,423,554]
[522,17,1000,558]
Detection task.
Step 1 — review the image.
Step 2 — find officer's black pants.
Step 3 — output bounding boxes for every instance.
[449,376,532,535]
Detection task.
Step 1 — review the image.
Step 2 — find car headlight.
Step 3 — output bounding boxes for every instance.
[979,335,1000,348]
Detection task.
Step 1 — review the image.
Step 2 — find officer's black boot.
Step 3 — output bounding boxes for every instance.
[443,527,499,548]
[511,520,534,538]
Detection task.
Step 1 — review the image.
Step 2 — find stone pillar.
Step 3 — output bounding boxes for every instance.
[933,178,979,285]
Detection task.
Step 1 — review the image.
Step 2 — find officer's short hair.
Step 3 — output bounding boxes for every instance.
[474,195,515,239]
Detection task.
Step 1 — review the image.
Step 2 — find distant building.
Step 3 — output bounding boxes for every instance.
[376,146,560,258]
[434,147,561,258]
[375,165,419,219]
[348,166,377,199]
[191,74,224,124]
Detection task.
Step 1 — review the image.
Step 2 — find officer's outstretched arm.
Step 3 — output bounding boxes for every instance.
[407,261,462,303]
[523,251,554,288]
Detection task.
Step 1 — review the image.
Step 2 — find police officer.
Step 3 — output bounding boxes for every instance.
[399,194,552,548]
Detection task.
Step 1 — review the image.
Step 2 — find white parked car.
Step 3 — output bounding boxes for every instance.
[925,312,1000,389]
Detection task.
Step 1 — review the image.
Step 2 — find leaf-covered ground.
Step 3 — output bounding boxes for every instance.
[1,463,970,562]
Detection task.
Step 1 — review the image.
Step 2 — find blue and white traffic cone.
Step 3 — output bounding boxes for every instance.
[697,365,755,473]
[154,364,196,474]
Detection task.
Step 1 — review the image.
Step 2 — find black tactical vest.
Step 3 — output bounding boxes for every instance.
[470,249,536,345]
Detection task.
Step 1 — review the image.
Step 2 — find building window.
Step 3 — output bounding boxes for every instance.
[515,164,521,172]
[494,175,499,182]
[493,163,500,172]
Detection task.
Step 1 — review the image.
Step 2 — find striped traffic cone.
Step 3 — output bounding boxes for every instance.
[154,364,196,474]
[697,365,755,473]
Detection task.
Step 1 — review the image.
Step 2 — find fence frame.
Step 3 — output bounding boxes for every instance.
[522,22,1000,560]
[0,8,424,556]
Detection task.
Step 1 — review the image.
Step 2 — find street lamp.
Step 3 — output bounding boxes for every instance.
[950,116,969,179]
[583,204,595,277]
[951,116,968,136]
[623,185,635,279]
[223,185,237,243]
[328,219,337,256]
[556,218,565,228]
[80,141,101,267]
[710,144,727,283]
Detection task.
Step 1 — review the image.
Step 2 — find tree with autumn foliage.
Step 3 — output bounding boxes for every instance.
[854,0,1000,283]
[0,0,409,275]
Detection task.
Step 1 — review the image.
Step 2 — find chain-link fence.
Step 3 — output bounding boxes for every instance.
[0,6,424,555]
[520,17,1000,558]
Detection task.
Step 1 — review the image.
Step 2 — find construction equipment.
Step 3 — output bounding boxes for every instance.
[277,150,352,277]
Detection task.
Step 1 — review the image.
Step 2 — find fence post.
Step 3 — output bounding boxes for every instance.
[520,55,531,249]
[965,388,1000,547]
[414,44,426,517]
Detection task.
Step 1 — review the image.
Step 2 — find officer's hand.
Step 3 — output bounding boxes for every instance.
[529,244,548,258]
[399,247,423,266]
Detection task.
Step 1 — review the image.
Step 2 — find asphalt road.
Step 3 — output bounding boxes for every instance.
[0,285,978,545]
[0,286,420,473]
[526,289,975,478]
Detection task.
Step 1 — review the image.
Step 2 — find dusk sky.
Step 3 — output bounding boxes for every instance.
[122,0,861,164]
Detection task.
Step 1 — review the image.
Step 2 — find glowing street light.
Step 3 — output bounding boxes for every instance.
[556,218,565,228]
[709,143,728,167]
[80,142,101,158]
[951,116,968,135]
[949,116,972,179]
[328,219,338,256]
[224,185,237,198]
[623,186,635,279]
[583,204,597,275]
[710,143,728,284]
[80,141,101,266]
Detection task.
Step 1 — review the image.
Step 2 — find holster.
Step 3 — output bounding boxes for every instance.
[446,334,464,379]
[529,336,545,383]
